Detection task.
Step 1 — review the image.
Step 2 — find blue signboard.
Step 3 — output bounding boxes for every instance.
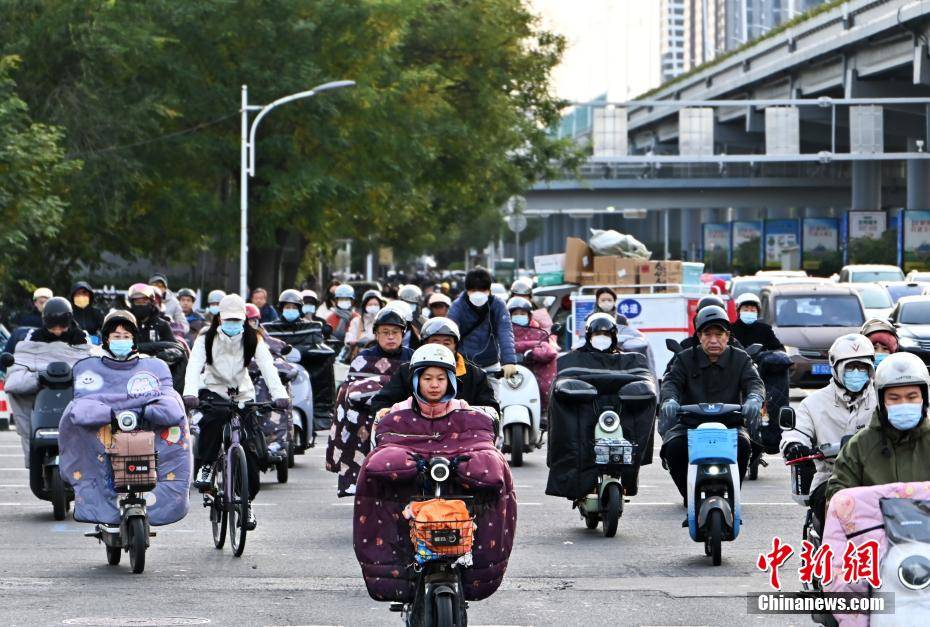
[618,299,642,319]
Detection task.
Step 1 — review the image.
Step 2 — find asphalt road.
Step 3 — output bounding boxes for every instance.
[0,420,813,627]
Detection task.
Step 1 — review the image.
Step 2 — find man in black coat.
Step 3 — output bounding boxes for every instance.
[730,292,784,351]
[70,281,105,338]
[658,306,765,500]
[371,317,499,415]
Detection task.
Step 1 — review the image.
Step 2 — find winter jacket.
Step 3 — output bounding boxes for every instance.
[345,312,377,347]
[780,380,876,493]
[70,282,105,337]
[531,307,553,333]
[136,315,176,344]
[358,344,414,362]
[259,303,279,323]
[617,324,656,373]
[325,309,359,342]
[183,331,287,402]
[355,398,515,602]
[371,353,499,415]
[659,345,764,443]
[730,319,784,351]
[512,324,557,414]
[448,293,516,368]
[184,310,206,343]
[162,291,189,335]
[826,411,930,503]
[13,308,43,329]
[59,355,191,525]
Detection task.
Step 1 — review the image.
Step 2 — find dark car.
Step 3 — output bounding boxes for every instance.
[891,295,930,364]
[878,281,927,305]
[759,284,866,387]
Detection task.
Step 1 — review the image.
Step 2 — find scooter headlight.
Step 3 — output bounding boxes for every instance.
[598,411,621,434]
[115,410,139,432]
[506,372,524,389]
[35,428,59,439]
[430,457,452,483]
[899,555,930,590]
[706,465,722,476]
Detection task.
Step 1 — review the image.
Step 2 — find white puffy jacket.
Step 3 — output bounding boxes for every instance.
[779,379,877,492]
[183,331,287,402]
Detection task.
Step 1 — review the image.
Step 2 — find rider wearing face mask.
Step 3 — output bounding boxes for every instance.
[324,284,360,343]
[126,283,176,344]
[730,293,784,351]
[345,290,386,354]
[300,289,322,322]
[826,351,930,505]
[595,287,618,316]
[860,317,899,368]
[510,277,552,332]
[397,284,425,349]
[508,296,557,421]
[69,281,105,339]
[781,334,877,534]
[183,294,290,529]
[204,289,226,323]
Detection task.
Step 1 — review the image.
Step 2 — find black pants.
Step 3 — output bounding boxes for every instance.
[197,391,261,499]
[662,431,751,499]
[808,481,828,537]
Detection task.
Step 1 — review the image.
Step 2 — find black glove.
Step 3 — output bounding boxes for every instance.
[784,442,813,461]
[273,398,290,411]
[183,396,199,410]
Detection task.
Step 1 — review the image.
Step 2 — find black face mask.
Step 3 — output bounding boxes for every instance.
[130,304,154,321]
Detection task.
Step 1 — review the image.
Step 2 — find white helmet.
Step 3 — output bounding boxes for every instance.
[829,333,875,384]
[409,344,458,403]
[398,284,422,305]
[334,284,355,300]
[875,352,930,395]
[510,277,533,297]
[735,293,761,309]
[384,300,413,322]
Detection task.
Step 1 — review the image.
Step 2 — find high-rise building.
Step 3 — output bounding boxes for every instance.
[661,0,723,82]
[721,0,828,52]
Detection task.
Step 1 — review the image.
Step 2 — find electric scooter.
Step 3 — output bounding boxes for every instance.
[577,408,637,537]
[495,360,542,467]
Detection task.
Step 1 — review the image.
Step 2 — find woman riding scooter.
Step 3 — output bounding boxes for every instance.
[860,317,898,367]
[354,344,516,615]
[344,290,385,359]
[507,296,557,423]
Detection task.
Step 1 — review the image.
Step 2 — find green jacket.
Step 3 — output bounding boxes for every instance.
[825,410,930,503]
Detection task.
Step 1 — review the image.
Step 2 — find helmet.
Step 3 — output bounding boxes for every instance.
[334,284,355,300]
[32,287,53,301]
[398,284,422,305]
[421,317,461,343]
[361,289,386,307]
[127,283,155,302]
[829,333,875,384]
[301,289,319,304]
[207,289,226,305]
[277,289,303,309]
[148,274,169,289]
[177,288,196,300]
[510,278,533,297]
[875,352,930,397]
[735,293,761,310]
[373,305,408,331]
[506,296,533,313]
[42,297,73,328]
[861,318,898,339]
[408,344,458,403]
[101,310,138,337]
[584,311,617,339]
[245,303,261,320]
[694,305,730,333]
[428,293,452,307]
[696,295,726,312]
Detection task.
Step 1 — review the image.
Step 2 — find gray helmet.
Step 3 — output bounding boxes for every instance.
[694,305,730,333]
[696,295,726,312]
[398,284,423,305]
[861,317,898,339]
[373,306,407,331]
[420,317,461,344]
[875,352,930,416]
[148,273,169,289]
[506,296,533,313]
[510,278,533,297]
[277,289,303,309]
[177,288,196,300]
[361,289,385,308]
[333,284,355,300]
[207,289,226,305]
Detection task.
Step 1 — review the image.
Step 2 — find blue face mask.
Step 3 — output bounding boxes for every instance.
[886,402,924,431]
[874,353,889,367]
[208,305,220,316]
[282,309,300,322]
[301,304,316,316]
[843,369,870,393]
[221,320,244,337]
[108,339,134,358]
[511,314,529,327]
[739,311,758,325]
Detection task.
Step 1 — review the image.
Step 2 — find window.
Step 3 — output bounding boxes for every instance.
[774,295,864,327]
[899,301,930,324]
[855,286,892,309]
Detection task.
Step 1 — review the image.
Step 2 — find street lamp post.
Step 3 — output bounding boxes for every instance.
[239,80,355,297]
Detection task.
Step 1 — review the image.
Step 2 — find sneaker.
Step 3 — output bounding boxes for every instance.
[194,464,214,490]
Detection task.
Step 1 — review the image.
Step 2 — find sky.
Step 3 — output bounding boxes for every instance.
[527,0,662,104]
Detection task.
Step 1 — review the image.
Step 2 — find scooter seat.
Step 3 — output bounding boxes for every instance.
[696,422,728,430]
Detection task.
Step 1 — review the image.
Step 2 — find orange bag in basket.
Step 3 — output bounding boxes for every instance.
[407,499,474,556]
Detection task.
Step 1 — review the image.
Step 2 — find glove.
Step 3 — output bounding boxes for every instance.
[784,442,813,461]
[502,364,518,378]
[183,396,199,410]
[742,394,763,423]
[659,399,680,433]
[273,398,290,411]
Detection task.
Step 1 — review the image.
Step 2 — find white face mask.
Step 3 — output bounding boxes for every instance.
[365,305,380,315]
[468,291,489,307]
[337,299,352,311]
[590,335,613,352]
[421,307,431,319]
[598,300,615,312]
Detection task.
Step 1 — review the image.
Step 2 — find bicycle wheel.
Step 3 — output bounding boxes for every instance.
[211,459,227,549]
[228,445,250,557]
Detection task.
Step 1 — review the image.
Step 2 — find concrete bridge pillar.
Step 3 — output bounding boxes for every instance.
[680,209,702,261]
[851,162,882,210]
[907,139,930,210]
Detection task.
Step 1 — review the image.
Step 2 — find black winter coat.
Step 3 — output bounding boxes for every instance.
[70,281,105,336]
[730,319,784,351]
[371,355,499,415]
[135,316,176,344]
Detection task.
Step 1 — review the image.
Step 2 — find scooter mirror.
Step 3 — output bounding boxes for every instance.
[778,406,796,431]
[550,323,564,336]
[665,338,682,354]
[746,343,763,357]
[0,352,14,369]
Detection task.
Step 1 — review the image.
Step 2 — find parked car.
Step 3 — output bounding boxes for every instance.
[837,264,905,283]
[878,281,927,304]
[755,270,808,278]
[891,295,930,364]
[841,282,894,321]
[906,270,930,284]
[730,277,773,300]
[759,284,866,387]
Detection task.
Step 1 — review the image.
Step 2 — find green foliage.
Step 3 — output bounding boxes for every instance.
[732,238,762,275]
[0,0,578,290]
[849,230,898,266]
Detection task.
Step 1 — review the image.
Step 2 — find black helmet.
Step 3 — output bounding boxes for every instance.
[277,288,303,310]
[101,310,138,338]
[373,305,408,331]
[696,295,726,312]
[584,312,618,350]
[42,297,73,329]
[694,305,731,333]
[420,317,461,344]
[177,288,196,300]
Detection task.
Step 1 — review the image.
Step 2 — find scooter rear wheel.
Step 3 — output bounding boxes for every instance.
[128,517,146,574]
[707,509,723,566]
[509,424,524,467]
[602,483,621,538]
[584,513,599,529]
[106,544,121,565]
[434,593,454,627]
[276,458,289,484]
[50,471,69,521]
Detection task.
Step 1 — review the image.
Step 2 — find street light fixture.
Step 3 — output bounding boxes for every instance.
[239,80,356,296]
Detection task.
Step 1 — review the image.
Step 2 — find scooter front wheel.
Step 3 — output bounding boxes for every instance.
[707,509,723,566]
[50,471,69,521]
[602,483,621,538]
[509,424,524,467]
[128,517,146,574]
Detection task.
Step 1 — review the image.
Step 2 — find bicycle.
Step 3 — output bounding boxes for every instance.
[198,396,274,557]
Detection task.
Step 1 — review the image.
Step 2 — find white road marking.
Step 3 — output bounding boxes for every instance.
[517,502,542,506]
[0,468,27,472]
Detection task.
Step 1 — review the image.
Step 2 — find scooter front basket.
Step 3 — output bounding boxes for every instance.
[687,427,737,464]
[108,431,158,493]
